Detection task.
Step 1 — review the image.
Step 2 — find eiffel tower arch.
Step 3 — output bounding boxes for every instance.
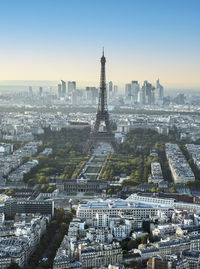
[87,50,117,151]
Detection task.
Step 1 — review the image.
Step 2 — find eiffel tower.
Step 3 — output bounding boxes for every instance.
[88,49,117,150]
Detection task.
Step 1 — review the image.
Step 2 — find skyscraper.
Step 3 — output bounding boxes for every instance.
[113,85,118,97]
[139,81,154,105]
[61,80,66,97]
[108,81,113,100]
[145,81,153,105]
[125,83,132,102]
[28,86,33,96]
[125,81,139,104]
[156,79,164,102]
[138,83,146,105]
[131,81,140,103]
[39,87,43,96]
[58,83,62,98]
[68,81,76,96]
[86,87,98,105]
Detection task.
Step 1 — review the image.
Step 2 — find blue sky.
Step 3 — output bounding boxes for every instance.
[0,0,200,88]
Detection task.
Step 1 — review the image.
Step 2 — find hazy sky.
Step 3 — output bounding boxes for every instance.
[0,0,200,88]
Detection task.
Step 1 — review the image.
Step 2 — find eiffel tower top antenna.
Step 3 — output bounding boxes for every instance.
[98,47,107,113]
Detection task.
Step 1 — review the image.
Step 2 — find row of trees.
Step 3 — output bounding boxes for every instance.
[23,127,91,187]
[27,208,74,269]
[5,209,75,269]
[113,106,200,117]
[100,128,173,185]
[101,127,200,190]
[120,233,154,252]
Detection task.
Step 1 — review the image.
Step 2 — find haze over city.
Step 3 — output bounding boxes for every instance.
[0,0,200,89]
[2,1,200,269]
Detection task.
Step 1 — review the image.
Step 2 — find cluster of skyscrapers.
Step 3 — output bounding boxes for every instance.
[57,80,118,105]
[58,80,76,98]
[56,78,163,106]
[125,79,164,105]
[29,86,43,97]
[108,81,118,100]
[27,79,163,106]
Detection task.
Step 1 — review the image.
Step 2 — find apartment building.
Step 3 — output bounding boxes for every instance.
[76,199,173,223]
[165,143,195,183]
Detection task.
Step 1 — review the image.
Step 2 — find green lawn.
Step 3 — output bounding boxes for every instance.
[93,157,106,162]
[85,166,101,173]
[84,193,94,196]
[87,174,98,180]
[67,192,77,196]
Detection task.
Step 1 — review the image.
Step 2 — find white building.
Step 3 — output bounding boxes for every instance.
[166,143,195,183]
[76,199,173,223]
[148,162,164,183]
[0,143,13,156]
[127,193,175,207]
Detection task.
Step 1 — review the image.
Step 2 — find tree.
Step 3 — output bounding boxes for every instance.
[27,209,74,269]
[143,166,149,181]
[70,208,76,216]
[155,141,165,152]
[127,239,138,250]
[40,184,47,192]
[151,187,156,192]
[3,189,14,195]
[38,175,47,184]
[46,185,54,193]
[141,234,149,244]
[169,187,176,193]
[7,263,21,269]
[120,238,131,250]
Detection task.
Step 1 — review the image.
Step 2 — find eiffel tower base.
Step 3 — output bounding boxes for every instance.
[85,131,117,153]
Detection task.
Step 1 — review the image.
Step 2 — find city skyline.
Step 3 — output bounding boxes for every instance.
[0,0,200,88]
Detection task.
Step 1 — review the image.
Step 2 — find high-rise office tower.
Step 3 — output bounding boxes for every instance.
[144,80,152,105]
[72,89,84,105]
[114,85,118,96]
[125,83,131,102]
[61,80,66,97]
[108,81,113,100]
[138,84,146,105]
[68,81,76,96]
[39,87,43,96]
[58,83,62,98]
[72,91,77,105]
[86,87,98,105]
[131,81,140,103]
[174,93,185,105]
[125,81,139,104]
[151,86,155,105]
[156,79,164,102]
[139,81,154,105]
[28,86,33,96]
